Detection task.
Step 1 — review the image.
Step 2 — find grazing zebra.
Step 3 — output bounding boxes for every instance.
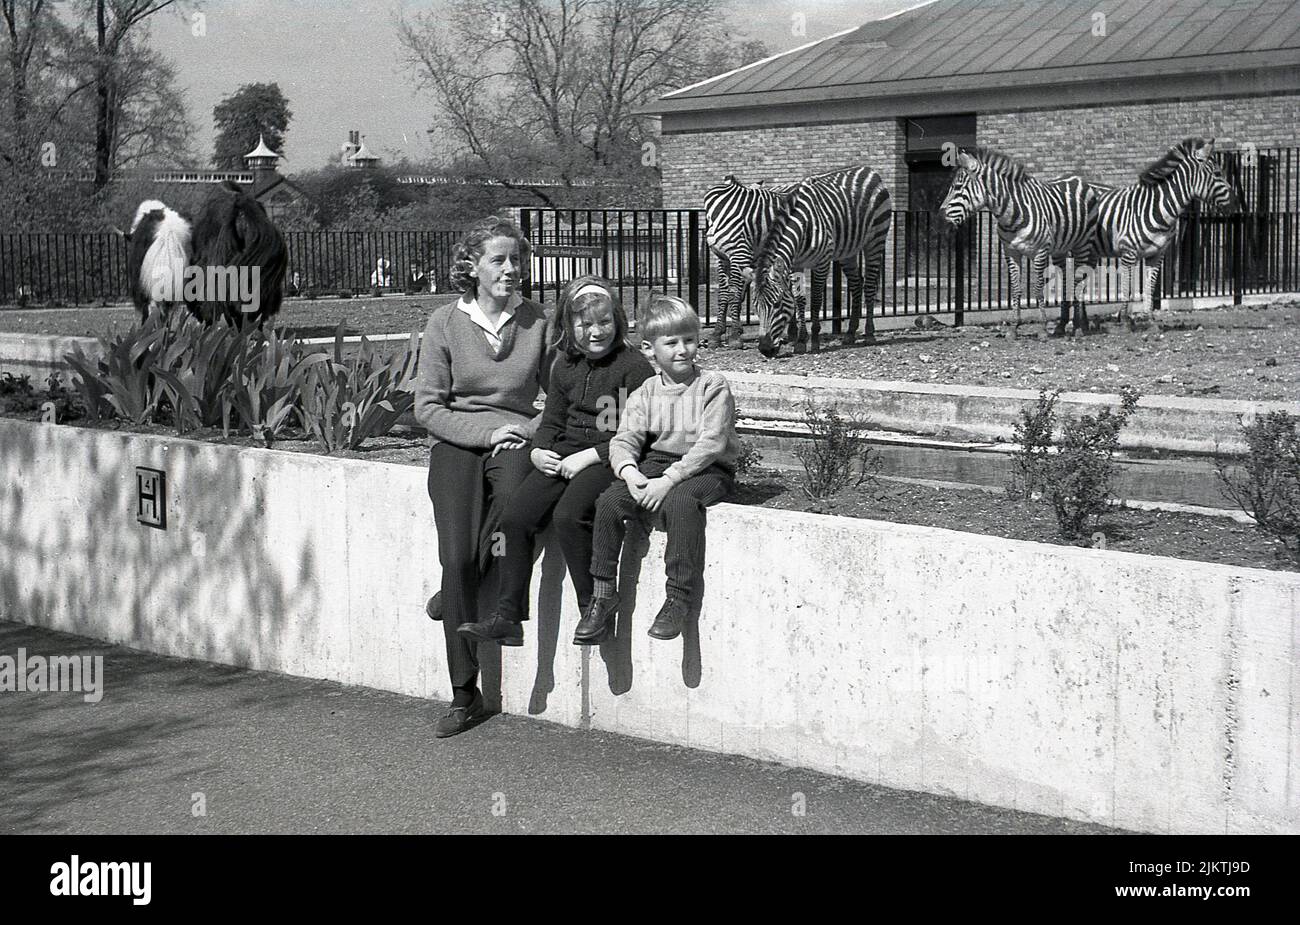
[751,165,892,357]
[704,174,810,349]
[940,148,1099,336]
[1089,138,1239,324]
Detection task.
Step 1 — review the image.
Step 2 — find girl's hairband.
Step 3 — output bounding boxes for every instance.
[572,283,611,300]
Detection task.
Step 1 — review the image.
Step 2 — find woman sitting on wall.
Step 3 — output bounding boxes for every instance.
[414,215,554,738]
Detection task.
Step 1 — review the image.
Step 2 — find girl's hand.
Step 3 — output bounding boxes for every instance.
[531,447,562,475]
[557,448,599,480]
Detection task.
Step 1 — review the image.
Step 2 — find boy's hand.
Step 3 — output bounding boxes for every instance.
[639,477,673,512]
[531,448,562,476]
[621,466,648,503]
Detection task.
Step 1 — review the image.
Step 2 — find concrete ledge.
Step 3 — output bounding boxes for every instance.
[725,371,1300,456]
[1,416,1296,833]
[0,333,101,384]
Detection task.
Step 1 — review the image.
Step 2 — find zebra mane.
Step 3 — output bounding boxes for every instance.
[753,184,802,273]
[968,147,1032,182]
[1139,138,1206,185]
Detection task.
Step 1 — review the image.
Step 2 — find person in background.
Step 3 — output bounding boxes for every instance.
[414,215,554,738]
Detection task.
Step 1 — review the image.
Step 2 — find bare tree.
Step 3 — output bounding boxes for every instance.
[397,0,763,206]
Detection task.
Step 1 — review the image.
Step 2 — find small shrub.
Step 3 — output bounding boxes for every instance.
[337,289,354,300]
[224,326,328,446]
[1007,388,1061,499]
[794,400,880,501]
[153,313,246,434]
[1217,410,1300,556]
[298,324,419,453]
[732,405,763,476]
[64,314,171,424]
[1043,386,1142,540]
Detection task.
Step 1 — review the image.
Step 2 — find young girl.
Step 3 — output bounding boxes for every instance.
[457,275,654,647]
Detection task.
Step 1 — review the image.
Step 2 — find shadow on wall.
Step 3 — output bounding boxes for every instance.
[524,515,705,713]
[0,422,319,677]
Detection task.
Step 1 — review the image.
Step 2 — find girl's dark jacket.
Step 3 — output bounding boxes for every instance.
[532,342,655,464]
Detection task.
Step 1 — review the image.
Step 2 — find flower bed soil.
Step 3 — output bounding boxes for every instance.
[2,391,1293,574]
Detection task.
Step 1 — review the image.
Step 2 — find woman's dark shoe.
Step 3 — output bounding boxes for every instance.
[573,594,618,645]
[456,613,524,646]
[648,597,687,640]
[434,691,487,738]
[425,592,443,622]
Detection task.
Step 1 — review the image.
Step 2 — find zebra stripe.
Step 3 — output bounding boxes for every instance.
[1088,137,1239,319]
[751,164,893,355]
[704,174,813,344]
[940,147,1098,332]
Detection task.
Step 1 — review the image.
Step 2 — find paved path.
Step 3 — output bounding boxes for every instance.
[0,620,1121,834]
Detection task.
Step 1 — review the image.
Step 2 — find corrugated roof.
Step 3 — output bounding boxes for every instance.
[648,0,1300,112]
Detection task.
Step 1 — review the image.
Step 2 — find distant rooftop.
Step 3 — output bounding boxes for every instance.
[645,0,1300,116]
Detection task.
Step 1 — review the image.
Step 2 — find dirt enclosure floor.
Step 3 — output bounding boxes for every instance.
[702,302,1299,402]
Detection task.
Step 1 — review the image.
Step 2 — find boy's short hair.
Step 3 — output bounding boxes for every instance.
[639,295,700,341]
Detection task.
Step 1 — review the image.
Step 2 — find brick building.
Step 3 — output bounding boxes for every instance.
[645,0,1300,216]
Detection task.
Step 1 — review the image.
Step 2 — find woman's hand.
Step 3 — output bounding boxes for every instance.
[557,448,600,480]
[531,447,562,476]
[490,424,529,457]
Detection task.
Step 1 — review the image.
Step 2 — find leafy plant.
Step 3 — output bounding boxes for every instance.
[1217,411,1300,556]
[224,326,329,446]
[63,315,171,424]
[1043,386,1142,539]
[153,312,246,434]
[298,324,419,453]
[732,405,763,476]
[794,400,880,501]
[1007,388,1061,500]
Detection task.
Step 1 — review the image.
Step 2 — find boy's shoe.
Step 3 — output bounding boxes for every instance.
[648,597,688,640]
[434,691,488,738]
[456,613,524,646]
[425,592,443,622]
[573,594,618,645]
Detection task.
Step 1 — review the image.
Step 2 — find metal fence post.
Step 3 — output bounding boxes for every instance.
[687,210,701,318]
[1233,212,1244,306]
[520,209,533,301]
[953,225,965,327]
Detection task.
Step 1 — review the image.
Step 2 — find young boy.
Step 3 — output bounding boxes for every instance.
[575,295,742,642]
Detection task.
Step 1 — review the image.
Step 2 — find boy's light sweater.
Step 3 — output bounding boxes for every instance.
[608,367,741,484]
[413,297,553,450]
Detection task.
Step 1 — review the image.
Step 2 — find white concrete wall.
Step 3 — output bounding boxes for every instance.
[0,417,1296,833]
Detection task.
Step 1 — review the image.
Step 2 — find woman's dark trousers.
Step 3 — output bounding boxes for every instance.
[427,442,532,707]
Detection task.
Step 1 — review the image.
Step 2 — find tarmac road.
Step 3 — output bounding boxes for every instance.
[0,620,1123,835]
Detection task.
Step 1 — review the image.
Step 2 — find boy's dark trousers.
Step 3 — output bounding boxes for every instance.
[496,453,615,621]
[427,442,533,708]
[590,449,734,601]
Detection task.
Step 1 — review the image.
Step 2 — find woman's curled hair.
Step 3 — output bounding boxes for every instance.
[449,215,532,295]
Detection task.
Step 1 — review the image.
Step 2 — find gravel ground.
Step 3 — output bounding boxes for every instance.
[700,302,1300,402]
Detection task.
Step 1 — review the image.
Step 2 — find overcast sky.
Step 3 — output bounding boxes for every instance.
[147,0,916,170]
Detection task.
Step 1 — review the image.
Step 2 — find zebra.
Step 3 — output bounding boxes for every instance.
[940,148,1099,336]
[1088,138,1239,324]
[751,164,892,357]
[704,174,810,349]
